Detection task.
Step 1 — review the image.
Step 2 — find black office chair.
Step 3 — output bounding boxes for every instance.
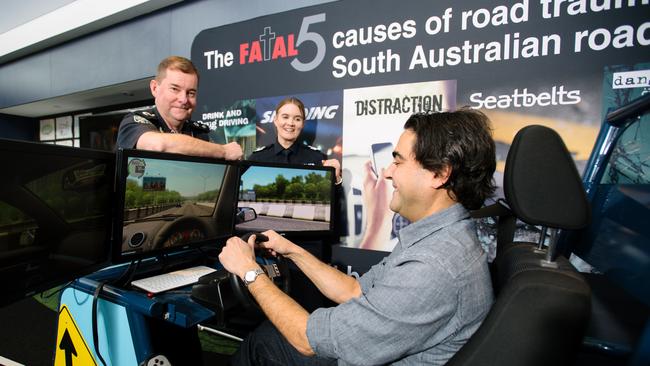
[447,125,592,366]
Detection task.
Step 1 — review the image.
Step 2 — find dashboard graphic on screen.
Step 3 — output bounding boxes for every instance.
[114,150,238,262]
[235,163,335,237]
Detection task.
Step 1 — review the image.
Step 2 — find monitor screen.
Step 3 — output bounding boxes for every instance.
[235,162,335,239]
[113,149,238,263]
[0,139,114,307]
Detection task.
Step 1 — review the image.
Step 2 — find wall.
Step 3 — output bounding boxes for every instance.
[0,114,37,141]
[188,0,650,252]
[0,0,336,110]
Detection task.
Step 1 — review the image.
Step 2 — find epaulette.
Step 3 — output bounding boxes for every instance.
[188,120,210,133]
[132,110,157,125]
[253,144,272,153]
[305,144,323,152]
[139,110,157,119]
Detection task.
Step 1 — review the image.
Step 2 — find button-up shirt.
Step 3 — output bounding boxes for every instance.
[307,203,493,365]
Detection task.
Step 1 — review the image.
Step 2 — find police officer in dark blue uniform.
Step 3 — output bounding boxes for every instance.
[117,107,211,147]
[248,97,344,315]
[248,97,342,182]
[115,56,243,160]
[248,138,327,165]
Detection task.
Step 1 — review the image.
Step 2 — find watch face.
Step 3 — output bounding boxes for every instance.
[245,270,256,282]
[244,269,264,285]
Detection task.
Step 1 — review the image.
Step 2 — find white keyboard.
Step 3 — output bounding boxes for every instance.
[131,265,217,294]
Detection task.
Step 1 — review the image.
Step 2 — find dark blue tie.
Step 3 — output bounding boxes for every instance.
[281,149,291,163]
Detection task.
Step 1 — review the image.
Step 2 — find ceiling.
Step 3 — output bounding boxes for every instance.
[0,0,183,64]
[0,77,153,118]
[0,0,180,118]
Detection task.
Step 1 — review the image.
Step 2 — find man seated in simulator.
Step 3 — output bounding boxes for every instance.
[219,108,496,365]
[115,55,243,160]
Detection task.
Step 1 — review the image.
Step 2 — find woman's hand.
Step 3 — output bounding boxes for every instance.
[322,159,342,184]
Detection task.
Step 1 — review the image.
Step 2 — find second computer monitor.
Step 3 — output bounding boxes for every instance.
[235,162,335,239]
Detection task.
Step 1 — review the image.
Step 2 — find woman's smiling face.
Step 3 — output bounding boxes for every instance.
[274,102,305,147]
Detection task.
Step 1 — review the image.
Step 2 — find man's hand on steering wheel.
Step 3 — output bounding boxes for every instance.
[219,232,291,309]
[256,230,296,258]
[219,234,260,280]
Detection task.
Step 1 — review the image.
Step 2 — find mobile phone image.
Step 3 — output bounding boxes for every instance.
[370,142,394,178]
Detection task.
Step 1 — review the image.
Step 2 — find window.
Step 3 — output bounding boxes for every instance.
[39,115,80,147]
[601,118,650,184]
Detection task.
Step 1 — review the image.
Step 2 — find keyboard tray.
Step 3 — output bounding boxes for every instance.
[131,265,217,294]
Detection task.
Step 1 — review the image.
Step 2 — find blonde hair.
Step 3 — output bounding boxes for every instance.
[275,97,305,120]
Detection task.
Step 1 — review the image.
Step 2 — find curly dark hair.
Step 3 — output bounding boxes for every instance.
[404,108,496,210]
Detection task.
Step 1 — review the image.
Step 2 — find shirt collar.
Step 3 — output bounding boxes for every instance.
[273,140,300,155]
[153,107,186,133]
[397,203,470,248]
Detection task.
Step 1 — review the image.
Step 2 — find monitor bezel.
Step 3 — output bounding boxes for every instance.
[112,149,238,264]
[234,160,337,241]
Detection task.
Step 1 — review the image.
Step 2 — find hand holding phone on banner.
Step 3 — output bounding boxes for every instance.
[359,160,393,250]
[370,142,394,179]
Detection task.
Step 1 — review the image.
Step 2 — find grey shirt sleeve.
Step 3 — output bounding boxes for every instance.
[306,257,458,365]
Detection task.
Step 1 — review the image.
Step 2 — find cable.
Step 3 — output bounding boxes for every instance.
[114,259,140,287]
[92,281,108,366]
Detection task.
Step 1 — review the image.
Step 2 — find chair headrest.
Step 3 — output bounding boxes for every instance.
[504,125,590,230]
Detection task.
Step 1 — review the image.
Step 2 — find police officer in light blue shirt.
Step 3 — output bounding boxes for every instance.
[220,108,496,366]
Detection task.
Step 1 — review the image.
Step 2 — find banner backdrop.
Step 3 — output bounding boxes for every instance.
[191,0,649,252]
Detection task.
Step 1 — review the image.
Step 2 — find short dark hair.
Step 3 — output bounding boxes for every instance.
[404,108,496,210]
[156,56,199,82]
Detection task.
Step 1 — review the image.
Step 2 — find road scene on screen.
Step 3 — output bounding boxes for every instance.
[236,165,332,232]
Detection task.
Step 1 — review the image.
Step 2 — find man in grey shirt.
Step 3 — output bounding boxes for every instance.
[219,108,496,365]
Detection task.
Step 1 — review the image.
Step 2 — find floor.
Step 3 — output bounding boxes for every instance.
[0,297,57,366]
[0,295,235,365]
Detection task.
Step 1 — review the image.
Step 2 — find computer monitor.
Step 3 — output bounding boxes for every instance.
[235,161,335,239]
[113,149,238,263]
[0,139,114,307]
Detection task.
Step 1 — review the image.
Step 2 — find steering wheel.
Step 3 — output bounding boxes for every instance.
[229,233,291,309]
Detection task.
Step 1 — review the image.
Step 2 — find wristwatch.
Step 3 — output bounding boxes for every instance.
[243,268,266,286]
